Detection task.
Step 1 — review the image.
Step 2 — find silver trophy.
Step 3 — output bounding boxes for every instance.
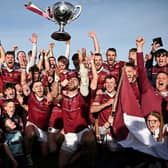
[50,1,82,41]
[25,1,82,41]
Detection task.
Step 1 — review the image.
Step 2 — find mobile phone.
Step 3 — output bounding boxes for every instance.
[152,37,163,46]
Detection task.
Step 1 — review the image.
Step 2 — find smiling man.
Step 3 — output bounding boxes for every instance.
[146,48,168,86]
[24,80,56,166]
[136,37,168,123]
[0,51,21,93]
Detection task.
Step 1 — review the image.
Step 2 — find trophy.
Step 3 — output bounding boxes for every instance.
[51,1,82,41]
[25,1,82,41]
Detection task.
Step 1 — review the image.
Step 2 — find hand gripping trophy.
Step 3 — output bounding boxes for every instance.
[25,1,82,41]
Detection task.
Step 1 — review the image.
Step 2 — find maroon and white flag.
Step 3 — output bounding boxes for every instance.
[113,71,168,160]
[25,2,53,21]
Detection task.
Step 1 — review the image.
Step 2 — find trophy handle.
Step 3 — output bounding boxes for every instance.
[67,5,82,24]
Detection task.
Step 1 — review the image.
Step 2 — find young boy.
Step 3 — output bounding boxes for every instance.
[3,118,27,168]
[1,99,23,132]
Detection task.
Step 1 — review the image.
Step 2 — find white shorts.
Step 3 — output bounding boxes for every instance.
[61,128,89,153]
[26,121,48,142]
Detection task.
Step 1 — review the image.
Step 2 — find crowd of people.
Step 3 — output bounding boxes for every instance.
[0,32,167,168]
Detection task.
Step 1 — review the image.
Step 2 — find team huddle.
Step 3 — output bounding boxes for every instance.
[0,32,168,168]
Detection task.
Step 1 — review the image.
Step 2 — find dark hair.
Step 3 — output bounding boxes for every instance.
[32,80,43,89]
[72,53,79,61]
[155,48,168,57]
[129,48,137,53]
[125,62,135,68]
[3,83,16,98]
[27,50,32,56]
[3,83,15,92]
[49,56,56,61]
[3,99,15,107]
[29,65,40,73]
[5,51,15,57]
[94,53,102,57]
[57,55,69,69]
[106,48,117,55]
[156,71,168,78]
[105,75,117,83]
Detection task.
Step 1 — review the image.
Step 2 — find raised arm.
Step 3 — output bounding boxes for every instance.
[18,50,28,86]
[64,40,70,58]
[78,49,89,97]
[48,42,55,58]
[0,41,5,63]
[44,49,50,71]
[88,52,98,90]
[88,31,100,53]
[37,49,45,70]
[28,33,38,69]
[136,37,152,93]
[145,41,160,69]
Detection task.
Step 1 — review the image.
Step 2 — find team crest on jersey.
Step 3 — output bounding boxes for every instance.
[101,75,105,80]
[9,73,13,78]
[115,65,119,68]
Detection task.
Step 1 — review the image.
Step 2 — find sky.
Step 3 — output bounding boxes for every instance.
[0,0,168,68]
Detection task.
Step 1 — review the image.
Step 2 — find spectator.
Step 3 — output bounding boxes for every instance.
[3,118,27,168]
[145,41,168,86]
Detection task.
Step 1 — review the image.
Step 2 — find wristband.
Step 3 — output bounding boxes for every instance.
[44,56,48,60]
[40,56,44,59]
[54,74,60,82]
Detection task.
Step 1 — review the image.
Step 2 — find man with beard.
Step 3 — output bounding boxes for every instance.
[103,48,125,81]
[89,53,110,90]
[58,50,96,168]
[0,51,21,94]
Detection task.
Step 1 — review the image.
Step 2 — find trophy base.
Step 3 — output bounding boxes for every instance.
[51,32,71,41]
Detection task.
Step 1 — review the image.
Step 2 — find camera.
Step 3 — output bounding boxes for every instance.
[152,37,163,47]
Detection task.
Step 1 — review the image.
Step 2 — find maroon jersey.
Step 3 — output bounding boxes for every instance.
[59,70,69,82]
[151,65,168,75]
[149,65,168,85]
[59,70,78,82]
[27,73,48,88]
[62,92,89,133]
[0,67,21,85]
[88,67,110,90]
[49,104,63,129]
[130,81,140,102]
[137,52,168,116]
[103,61,125,81]
[28,93,52,130]
[93,91,114,126]
[0,76,3,93]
